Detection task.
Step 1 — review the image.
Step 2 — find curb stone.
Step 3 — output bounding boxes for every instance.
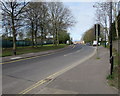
[1,45,75,63]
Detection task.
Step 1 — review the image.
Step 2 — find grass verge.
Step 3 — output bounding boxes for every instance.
[2,44,68,57]
[107,48,118,88]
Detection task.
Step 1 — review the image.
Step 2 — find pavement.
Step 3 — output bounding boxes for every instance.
[35,46,118,94]
[2,44,118,95]
[1,45,74,63]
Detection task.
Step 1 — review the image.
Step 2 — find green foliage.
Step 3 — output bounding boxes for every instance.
[24,38,31,41]
[107,75,114,80]
[83,27,95,43]
[58,30,70,44]
[2,36,13,41]
[107,48,118,88]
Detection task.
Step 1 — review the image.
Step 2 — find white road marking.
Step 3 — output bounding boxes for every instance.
[64,50,81,56]
[19,47,97,94]
[64,53,73,56]
[11,57,22,60]
[28,53,34,54]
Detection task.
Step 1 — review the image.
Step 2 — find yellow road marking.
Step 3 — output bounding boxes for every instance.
[18,60,78,94]
[22,81,46,94]
[2,45,76,94]
[19,80,46,94]
[18,68,66,94]
[18,46,96,94]
[1,45,75,65]
[18,66,71,94]
[0,53,53,65]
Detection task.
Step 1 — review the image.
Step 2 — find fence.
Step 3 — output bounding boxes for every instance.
[1,40,53,48]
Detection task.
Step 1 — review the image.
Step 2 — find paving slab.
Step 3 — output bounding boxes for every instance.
[37,47,118,94]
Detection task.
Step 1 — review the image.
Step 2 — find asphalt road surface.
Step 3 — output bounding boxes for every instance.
[2,44,95,94]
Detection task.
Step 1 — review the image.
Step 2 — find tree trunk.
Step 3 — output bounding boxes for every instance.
[12,28,16,55]
[53,32,55,45]
[55,29,57,46]
[34,29,37,48]
[12,14,16,55]
[114,3,119,39]
[31,22,34,47]
[40,24,44,47]
[115,18,119,39]
[56,29,59,46]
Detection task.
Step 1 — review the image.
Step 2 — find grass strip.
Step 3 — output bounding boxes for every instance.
[2,44,68,57]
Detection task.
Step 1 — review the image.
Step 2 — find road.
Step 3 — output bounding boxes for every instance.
[2,44,95,94]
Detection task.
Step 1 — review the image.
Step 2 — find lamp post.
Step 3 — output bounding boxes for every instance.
[109,1,113,75]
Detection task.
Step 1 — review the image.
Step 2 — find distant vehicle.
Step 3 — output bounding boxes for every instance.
[93,40,97,46]
[73,42,77,45]
[86,43,91,46]
[66,40,70,44]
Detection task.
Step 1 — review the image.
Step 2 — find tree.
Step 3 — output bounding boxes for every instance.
[24,2,40,47]
[93,2,110,40]
[83,27,95,43]
[25,2,49,47]
[58,30,70,44]
[118,13,120,38]
[112,2,120,39]
[1,1,75,51]
[93,1,120,40]
[48,2,75,46]
[1,0,28,55]
[38,2,49,46]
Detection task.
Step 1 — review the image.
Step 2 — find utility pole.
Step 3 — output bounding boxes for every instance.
[109,1,113,75]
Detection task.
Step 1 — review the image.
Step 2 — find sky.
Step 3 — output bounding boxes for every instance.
[63,2,96,41]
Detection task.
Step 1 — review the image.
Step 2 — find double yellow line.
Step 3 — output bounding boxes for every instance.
[18,46,96,94]
[18,60,75,94]
[1,45,76,94]
[19,72,59,94]
[19,79,47,94]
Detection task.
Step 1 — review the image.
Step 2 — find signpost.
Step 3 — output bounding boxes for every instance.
[94,24,100,59]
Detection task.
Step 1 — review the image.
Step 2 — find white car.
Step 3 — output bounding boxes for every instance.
[93,41,97,46]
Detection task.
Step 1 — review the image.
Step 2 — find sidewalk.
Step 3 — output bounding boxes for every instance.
[36,47,118,94]
[1,45,74,62]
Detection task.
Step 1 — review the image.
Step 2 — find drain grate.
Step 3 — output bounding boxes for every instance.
[44,78,52,82]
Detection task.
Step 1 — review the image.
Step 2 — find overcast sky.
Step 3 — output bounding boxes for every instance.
[63,2,96,41]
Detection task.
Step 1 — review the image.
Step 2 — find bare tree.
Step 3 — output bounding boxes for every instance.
[93,2,110,37]
[48,2,75,46]
[1,0,28,55]
[25,2,49,47]
[38,2,49,46]
[112,2,120,39]
[94,1,120,40]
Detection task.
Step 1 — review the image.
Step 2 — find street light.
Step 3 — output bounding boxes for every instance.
[109,1,113,75]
